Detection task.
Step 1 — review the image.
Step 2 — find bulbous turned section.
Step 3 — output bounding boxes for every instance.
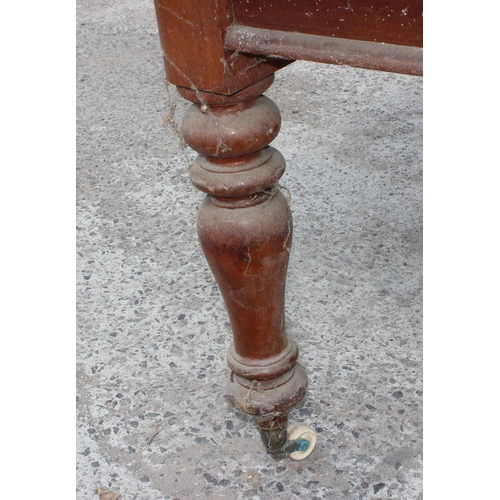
[182,96,281,159]
[179,75,279,159]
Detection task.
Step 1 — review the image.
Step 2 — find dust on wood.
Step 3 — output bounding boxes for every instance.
[161,53,232,156]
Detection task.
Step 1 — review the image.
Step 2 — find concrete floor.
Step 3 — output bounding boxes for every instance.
[76,1,423,498]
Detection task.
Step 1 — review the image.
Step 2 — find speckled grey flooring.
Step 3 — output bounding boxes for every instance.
[76,1,423,499]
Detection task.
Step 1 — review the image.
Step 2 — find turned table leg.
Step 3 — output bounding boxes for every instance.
[177,75,316,459]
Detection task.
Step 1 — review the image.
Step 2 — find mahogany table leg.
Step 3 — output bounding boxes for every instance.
[177,75,314,458]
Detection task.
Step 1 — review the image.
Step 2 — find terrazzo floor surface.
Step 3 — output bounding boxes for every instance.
[76,1,423,498]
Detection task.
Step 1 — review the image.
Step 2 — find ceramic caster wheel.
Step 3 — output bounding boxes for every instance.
[286,424,317,460]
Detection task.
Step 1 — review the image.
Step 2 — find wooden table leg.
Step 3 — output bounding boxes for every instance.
[176,75,315,459]
[153,0,316,459]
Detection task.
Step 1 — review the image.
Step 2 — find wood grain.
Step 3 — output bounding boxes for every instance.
[233,0,423,47]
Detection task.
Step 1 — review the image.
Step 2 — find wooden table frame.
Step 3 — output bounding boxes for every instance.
[153,0,422,460]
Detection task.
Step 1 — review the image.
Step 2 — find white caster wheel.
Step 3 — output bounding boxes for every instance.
[286,424,317,460]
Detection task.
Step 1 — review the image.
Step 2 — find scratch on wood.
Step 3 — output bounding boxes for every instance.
[243,245,252,276]
[157,3,195,27]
